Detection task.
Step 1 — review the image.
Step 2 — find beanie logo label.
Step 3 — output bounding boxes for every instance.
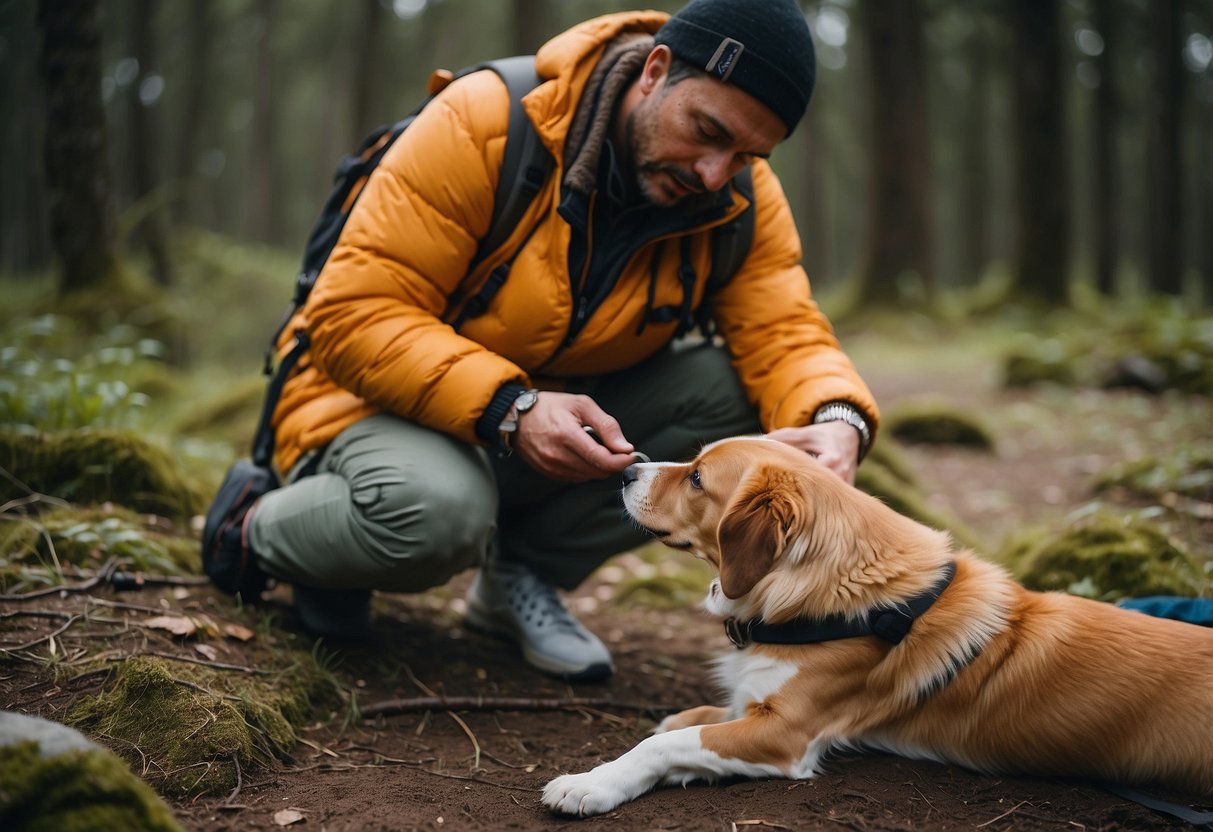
[704,38,744,83]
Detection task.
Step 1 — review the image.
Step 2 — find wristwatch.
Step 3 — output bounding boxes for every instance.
[812,401,873,461]
[498,388,540,453]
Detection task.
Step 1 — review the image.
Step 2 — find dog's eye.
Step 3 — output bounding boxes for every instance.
[689,469,703,490]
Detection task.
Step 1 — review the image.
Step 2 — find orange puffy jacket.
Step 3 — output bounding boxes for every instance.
[271,11,878,474]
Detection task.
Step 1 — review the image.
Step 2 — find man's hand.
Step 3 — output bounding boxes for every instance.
[512,392,639,482]
[764,421,860,484]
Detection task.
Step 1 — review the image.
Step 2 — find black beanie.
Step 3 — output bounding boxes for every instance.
[654,0,816,136]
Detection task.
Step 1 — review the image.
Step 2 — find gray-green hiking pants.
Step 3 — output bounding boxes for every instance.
[247,342,760,592]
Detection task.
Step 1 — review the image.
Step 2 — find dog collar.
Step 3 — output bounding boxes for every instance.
[723,561,957,649]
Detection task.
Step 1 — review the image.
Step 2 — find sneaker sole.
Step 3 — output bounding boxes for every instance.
[463,603,614,682]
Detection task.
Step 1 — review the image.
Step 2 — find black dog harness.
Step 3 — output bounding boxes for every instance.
[723,561,957,649]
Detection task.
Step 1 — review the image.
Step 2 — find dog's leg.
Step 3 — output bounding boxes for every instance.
[543,717,816,817]
[654,705,730,734]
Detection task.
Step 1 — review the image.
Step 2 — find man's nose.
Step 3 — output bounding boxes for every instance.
[694,152,739,192]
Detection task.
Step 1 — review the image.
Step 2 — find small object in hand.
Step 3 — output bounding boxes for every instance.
[584,425,650,464]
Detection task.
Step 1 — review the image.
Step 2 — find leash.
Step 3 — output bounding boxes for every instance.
[1101,784,1213,826]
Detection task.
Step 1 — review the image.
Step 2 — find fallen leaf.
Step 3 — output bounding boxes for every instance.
[172,587,192,601]
[143,615,197,637]
[195,644,218,661]
[274,808,306,826]
[223,623,256,642]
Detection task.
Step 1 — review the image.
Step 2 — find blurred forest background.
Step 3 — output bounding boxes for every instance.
[3,0,1211,308]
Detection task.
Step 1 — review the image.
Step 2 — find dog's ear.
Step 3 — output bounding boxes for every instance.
[716,469,801,599]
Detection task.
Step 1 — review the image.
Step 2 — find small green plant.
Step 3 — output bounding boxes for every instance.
[0,315,166,431]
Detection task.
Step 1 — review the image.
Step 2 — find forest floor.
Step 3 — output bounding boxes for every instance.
[4,319,1212,831]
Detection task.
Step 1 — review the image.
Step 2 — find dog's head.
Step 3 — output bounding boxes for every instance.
[623,436,950,622]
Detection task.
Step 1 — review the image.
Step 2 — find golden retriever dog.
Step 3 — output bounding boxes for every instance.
[542,437,1213,817]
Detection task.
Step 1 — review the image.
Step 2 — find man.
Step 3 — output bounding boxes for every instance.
[233,0,879,681]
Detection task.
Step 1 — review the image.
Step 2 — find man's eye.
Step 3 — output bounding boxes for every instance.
[689,470,703,489]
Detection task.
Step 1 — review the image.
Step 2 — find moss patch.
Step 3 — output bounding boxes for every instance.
[0,430,207,521]
[1006,511,1210,601]
[67,653,340,798]
[883,402,996,450]
[1093,449,1213,502]
[0,740,183,832]
[0,505,199,591]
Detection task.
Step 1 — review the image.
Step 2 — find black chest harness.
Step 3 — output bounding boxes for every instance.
[723,562,957,649]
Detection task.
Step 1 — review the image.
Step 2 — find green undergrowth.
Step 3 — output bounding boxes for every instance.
[0,740,183,832]
[0,429,207,522]
[1093,447,1213,502]
[999,304,1213,395]
[68,652,341,798]
[858,441,983,551]
[1003,509,1211,601]
[0,505,199,592]
[171,373,266,450]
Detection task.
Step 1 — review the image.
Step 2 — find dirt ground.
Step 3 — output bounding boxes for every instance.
[4,330,1212,831]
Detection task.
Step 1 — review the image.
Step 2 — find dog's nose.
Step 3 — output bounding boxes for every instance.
[622,464,639,486]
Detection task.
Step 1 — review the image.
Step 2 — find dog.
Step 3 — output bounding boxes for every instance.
[542,436,1213,816]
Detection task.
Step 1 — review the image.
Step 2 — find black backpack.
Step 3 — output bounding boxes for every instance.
[202,55,754,597]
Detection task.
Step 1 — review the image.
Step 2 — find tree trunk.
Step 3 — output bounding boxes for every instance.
[350,0,384,142]
[800,106,831,285]
[958,20,992,286]
[128,0,173,285]
[1147,0,1183,296]
[247,0,278,243]
[1092,0,1118,297]
[0,1,51,272]
[36,0,119,293]
[854,0,935,307]
[174,0,213,227]
[1008,0,1069,304]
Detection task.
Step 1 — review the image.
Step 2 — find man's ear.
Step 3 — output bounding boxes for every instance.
[716,470,800,599]
[639,44,673,94]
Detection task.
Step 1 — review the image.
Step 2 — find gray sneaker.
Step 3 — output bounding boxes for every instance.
[465,561,614,681]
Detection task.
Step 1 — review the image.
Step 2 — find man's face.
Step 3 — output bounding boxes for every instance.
[625,48,786,207]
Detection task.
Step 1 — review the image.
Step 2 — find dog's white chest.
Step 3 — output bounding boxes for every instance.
[714,651,799,715]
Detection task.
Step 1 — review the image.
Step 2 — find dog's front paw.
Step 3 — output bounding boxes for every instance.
[543,769,632,816]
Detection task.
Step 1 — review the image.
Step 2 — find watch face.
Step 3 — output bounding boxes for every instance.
[516,389,540,413]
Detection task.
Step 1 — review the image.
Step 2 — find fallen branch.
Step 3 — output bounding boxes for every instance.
[360,696,675,719]
[0,559,118,602]
[0,614,81,653]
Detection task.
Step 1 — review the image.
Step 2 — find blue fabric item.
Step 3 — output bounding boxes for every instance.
[1117,596,1213,626]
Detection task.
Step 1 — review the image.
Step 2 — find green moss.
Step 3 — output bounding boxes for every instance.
[67,653,340,798]
[883,402,996,450]
[1007,511,1209,601]
[1093,449,1213,502]
[171,375,266,448]
[864,438,918,488]
[613,562,714,609]
[1001,347,1079,388]
[857,461,983,551]
[0,505,200,591]
[0,429,207,521]
[0,741,183,832]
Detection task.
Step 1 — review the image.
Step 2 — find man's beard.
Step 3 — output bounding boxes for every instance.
[625,107,707,206]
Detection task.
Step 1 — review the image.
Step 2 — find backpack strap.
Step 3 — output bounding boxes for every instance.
[447,57,554,329]
[253,57,551,466]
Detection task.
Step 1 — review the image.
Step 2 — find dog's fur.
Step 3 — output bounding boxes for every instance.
[543,437,1213,816]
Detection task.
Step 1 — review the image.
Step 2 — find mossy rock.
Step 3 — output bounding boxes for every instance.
[0,430,207,521]
[1007,511,1210,601]
[1001,343,1079,388]
[68,654,340,798]
[883,402,996,451]
[856,461,982,551]
[0,505,200,589]
[0,740,183,832]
